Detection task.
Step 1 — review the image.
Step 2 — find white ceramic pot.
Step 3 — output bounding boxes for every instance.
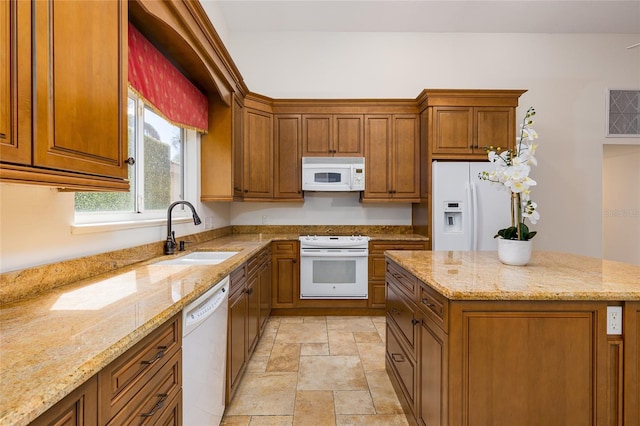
[498,238,532,266]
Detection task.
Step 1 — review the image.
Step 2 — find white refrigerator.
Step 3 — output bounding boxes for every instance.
[432,161,511,251]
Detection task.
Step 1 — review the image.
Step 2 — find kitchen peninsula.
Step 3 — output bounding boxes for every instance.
[384,250,640,426]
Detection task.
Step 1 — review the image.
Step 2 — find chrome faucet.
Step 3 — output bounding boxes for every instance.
[164,201,202,255]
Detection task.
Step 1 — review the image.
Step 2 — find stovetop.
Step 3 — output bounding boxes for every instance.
[299,235,370,248]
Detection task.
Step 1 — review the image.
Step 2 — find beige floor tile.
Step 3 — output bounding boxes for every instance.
[370,316,386,325]
[356,342,386,371]
[328,330,358,355]
[336,414,410,426]
[275,322,328,344]
[297,355,368,391]
[266,343,301,372]
[249,416,294,425]
[326,316,377,332]
[221,415,251,425]
[247,355,270,373]
[254,332,276,357]
[293,390,335,426]
[333,390,376,415]
[303,316,327,323]
[364,370,405,414]
[225,372,298,416]
[279,316,304,324]
[300,342,330,356]
[373,320,386,341]
[353,331,382,343]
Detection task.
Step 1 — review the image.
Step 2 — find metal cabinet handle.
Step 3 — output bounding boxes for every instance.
[140,393,168,417]
[391,353,405,363]
[246,287,254,295]
[140,346,167,366]
[411,318,419,325]
[391,307,400,314]
[125,157,135,165]
[421,298,435,308]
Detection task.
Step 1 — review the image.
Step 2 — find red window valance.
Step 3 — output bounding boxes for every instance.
[128,23,208,133]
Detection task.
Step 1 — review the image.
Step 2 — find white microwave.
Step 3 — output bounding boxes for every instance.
[302,157,365,191]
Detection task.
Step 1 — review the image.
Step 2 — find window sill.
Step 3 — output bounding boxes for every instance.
[71,217,191,235]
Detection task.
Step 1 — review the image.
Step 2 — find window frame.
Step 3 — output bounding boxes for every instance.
[73,91,196,231]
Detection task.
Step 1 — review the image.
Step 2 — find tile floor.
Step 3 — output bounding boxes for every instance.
[221,316,409,426]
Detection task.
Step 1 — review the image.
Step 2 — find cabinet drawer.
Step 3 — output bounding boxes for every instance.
[106,349,182,425]
[387,282,417,354]
[230,263,247,295]
[418,281,448,332]
[98,314,181,424]
[248,247,270,276]
[370,241,427,254]
[272,240,298,255]
[386,323,416,410]
[386,260,417,300]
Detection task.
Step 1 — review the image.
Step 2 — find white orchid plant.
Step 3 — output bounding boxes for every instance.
[479,107,540,241]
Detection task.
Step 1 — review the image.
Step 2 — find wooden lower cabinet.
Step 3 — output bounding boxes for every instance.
[271,241,299,309]
[227,247,272,403]
[31,376,98,426]
[369,241,427,309]
[385,259,633,426]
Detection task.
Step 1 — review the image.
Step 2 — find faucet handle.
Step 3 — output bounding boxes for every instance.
[179,240,193,252]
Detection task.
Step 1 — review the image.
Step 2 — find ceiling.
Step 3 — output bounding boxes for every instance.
[209,0,640,34]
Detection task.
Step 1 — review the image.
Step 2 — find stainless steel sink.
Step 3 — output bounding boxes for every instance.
[152,251,239,266]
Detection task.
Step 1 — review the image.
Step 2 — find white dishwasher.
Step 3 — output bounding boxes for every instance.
[182,275,229,425]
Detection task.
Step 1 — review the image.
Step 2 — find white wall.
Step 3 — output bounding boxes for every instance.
[224,31,640,258]
[603,145,640,265]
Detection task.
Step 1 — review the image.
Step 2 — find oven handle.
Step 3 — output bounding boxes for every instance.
[300,249,368,258]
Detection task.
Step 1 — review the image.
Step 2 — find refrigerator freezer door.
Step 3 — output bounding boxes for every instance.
[432,161,472,250]
[469,162,511,250]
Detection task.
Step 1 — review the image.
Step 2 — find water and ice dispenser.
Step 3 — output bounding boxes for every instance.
[442,201,463,233]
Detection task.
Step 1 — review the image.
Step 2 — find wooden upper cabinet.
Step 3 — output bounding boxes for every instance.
[233,96,245,199]
[243,107,273,199]
[363,114,419,202]
[33,0,127,177]
[0,0,31,166]
[274,114,303,200]
[419,89,526,161]
[302,114,363,157]
[1,0,129,191]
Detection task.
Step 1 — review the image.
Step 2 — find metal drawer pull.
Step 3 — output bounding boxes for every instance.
[391,307,400,314]
[141,346,167,365]
[246,287,254,295]
[140,393,168,417]
[421,298,436,308]
[411,318,419,325]
[391,353,405,363]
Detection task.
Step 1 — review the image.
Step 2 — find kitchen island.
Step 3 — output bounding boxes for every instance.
[384,250,640,426]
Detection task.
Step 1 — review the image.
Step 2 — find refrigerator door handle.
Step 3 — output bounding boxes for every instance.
[465,182,473,251]
[471,182,479,251]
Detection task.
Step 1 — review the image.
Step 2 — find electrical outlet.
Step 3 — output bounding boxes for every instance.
[607,306,622,335]
[204,217,213,230]
[262,215,268,225]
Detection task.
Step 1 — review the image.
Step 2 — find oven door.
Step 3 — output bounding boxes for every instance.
[302,166,352,191]
[299,248,368,299]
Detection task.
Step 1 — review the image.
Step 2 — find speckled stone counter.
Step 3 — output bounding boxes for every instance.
[385,250,640,301]
[0,229,427,425]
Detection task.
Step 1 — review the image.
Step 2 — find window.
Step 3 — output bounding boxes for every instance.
[74,92,185,220]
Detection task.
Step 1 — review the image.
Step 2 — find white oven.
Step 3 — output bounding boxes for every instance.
[299,235,369,299]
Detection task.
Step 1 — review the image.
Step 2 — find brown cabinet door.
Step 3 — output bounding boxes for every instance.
[0,0,31,165]
[246,274,260,354]
[274,114,302,199]
[233,96,245,198]
[625,302,640,425]
[243,108,273,198]
[364,115,392,199]
[259,260,272,331]
[391,115,419,200]
[475,107,515,152]
[227,286,247,402]
[302,115,332,156]
[32,0,127,179]
[418,316,446,426]
[431,106,474,156]
[333,115,363,156]
[32,376,98,426]
[272,241,299,309]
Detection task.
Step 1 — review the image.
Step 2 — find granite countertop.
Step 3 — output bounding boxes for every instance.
[385,250,640,301]
[0,235,271,425]
[0,231,427,425]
